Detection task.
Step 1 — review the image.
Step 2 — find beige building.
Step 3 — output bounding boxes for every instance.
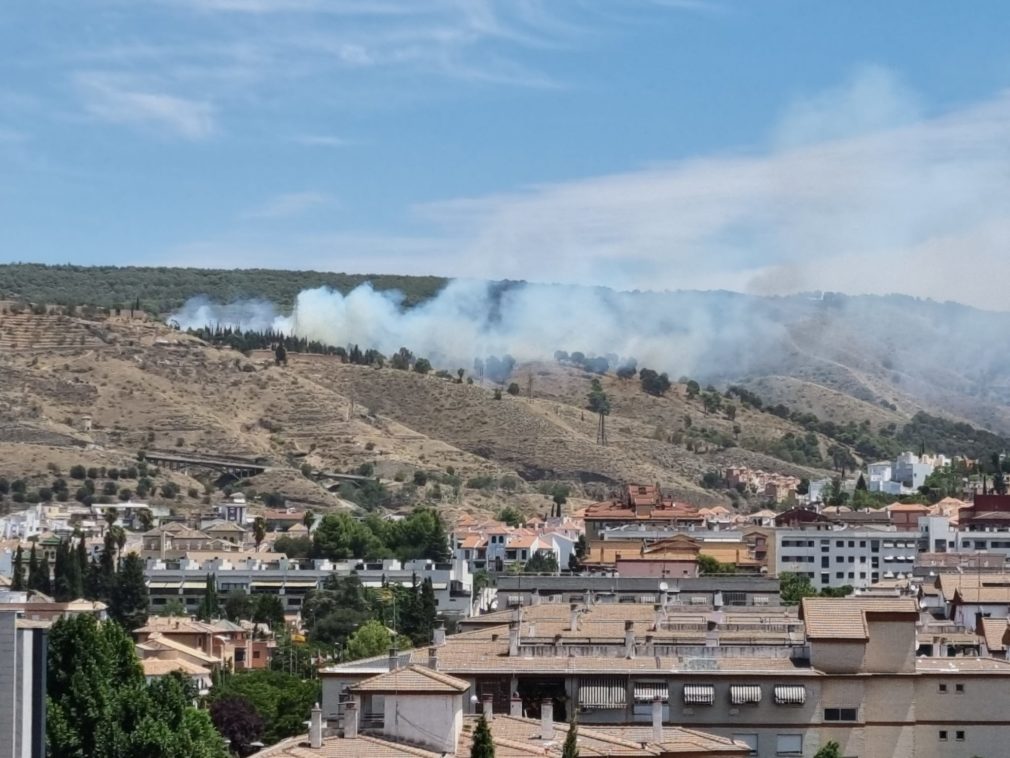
[321,597,1010,758]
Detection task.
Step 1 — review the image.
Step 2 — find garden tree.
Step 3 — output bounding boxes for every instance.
[855,473,867,491]
[209,696,264,757]
[813,741,841,758]
[137,509,154,531]
[302,510,316,529]
[196,573,219,621]
[496,507,523,528]
[10,545,24,591]
[586,378,610,414]
[253,517,266,548]
[155,598,187,617]
[524,552,559,574]
[415,577,438,644]
[224,590,255,622]
[697,555,736,575]
[46,614,227,758]
[826,478,849,507]
[470,713,495,758]
[110,552,149,630]
[53,538,83,601]
[562,713,579,758]
[345,619,411,661]
[252,594,285,628]
[779,572,818,605]
[506,382,521,396]
[272,534,313,559]
[992,453,1008,496]
[568,535,588,571]
[208,669,320,745]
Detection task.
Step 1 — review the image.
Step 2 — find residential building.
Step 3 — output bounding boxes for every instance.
[0,611,47,758]
[584,485,705,542]
[134,616,267,673]
[320,596,1010,758]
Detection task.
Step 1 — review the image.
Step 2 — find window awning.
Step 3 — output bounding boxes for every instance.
[633,682,668,702]
[579,678,627,709]
[774,685,806,705]
[683,684,715,705]
[730,685,762,705]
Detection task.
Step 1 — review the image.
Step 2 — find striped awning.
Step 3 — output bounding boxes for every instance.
[730,685,762,705]
[633,682,669,702]
[579,678,627,709]
[682,684,715,705]
[774,685,806,705]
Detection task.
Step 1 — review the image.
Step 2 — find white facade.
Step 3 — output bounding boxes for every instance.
[776,526,922,590]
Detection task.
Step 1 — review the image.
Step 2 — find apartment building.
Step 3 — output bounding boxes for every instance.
[0,611,46,758]
[145,556,474,618]
[319,597,1010,758]
[775,525,923,591]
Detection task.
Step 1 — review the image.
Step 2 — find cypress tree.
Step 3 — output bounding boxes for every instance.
[10,545,24,591]
[27,543,51,595]
[196,573,219,621]
[562,712,579,758]
[75,536,89,582]
[110,552,149,631]
[470,713,495,758]
[53,539,69,601]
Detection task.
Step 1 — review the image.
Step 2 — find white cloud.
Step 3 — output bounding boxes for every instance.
[76,73,216,140]
[400,70,1010,309]
[243,191,339,220]
[291,134,352,147]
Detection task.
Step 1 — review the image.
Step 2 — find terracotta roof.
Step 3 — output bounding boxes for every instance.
[799,597,918,641]
[887,503,931,513]
[979,617,1008,652]
[141,658,211,677]
[916,657,1010,673]
[349,665,470,694]
[251,734,443,758]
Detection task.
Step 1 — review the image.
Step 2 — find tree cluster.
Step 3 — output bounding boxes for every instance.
[311,509,450,562]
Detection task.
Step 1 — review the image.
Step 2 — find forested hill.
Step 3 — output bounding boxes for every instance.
[0,263,448,313]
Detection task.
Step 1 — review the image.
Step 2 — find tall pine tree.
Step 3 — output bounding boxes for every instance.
[110,552,149,631]
[196,573,219,621]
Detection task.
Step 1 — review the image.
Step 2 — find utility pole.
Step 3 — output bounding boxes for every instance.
[596,411,607,446]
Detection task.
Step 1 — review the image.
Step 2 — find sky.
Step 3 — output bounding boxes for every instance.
[3,1,1010,308]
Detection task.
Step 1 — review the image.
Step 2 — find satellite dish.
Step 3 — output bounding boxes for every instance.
[658,582,669,592]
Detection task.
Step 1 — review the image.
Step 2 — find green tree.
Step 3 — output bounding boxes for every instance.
[110,552,149,631]
[208,670,320,745]
[507,382,521,396]
[470,713,495,758]
[697,554,735,575]
[562,714,579,758]
[779,572,818,606]
[524,552,559,574]
[344,618,410,661]
[10,545,25,591]
[253,517,266,548]
[813,741,841,758]
[196,573,219,621]
[224,590,255,622]
[496,507,523,527]
[855,473,868,491]
[414,358,432,374]
[27,543,51,595]
[252,594,285,628]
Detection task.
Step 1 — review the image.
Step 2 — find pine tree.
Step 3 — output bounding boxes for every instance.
[53,539,70,601]
[75,536,89,582]
[470,713,495,758]
[196,573,219,621]
[110,552,149,631]
[417,577,438,644]
[27,543,51,595]
[562,712,579,758]
[10,545,24,591]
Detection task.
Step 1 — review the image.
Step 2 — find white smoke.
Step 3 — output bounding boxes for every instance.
[169,279,788,378]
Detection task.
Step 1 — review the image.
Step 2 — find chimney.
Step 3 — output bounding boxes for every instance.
[510,694,523,718]
[624,620,636,658]
[482,695,494,720]
[508,621,520,656]
[427,646,439,670]
[343,701,358,740]
[388,646,398,671]
[310,703,324,748]
[433,625,446,646]
[651,698,663,743]
[569,603,580,632]
[540,699,555,740]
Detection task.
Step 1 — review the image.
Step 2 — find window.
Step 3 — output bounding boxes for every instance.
[938,683,947,693]
[733,734,758,756]
[955,683,964,693]
[956,731,965,741]
[938,731,948,741]
[776,734,802,756]
[823,708,858,721]
[821,557,829,568]
[835,572,844,579]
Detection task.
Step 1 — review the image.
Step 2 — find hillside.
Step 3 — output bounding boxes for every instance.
[0,307,853,517]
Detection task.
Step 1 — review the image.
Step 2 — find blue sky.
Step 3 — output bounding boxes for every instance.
[3,1,1010,307]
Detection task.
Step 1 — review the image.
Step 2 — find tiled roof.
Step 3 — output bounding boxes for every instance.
[799,597,918,641]
[349,664,470,694]
[141,658,211,677]
[916,657,1010,673]
[252,734,443,758]
[979,617,1008,652]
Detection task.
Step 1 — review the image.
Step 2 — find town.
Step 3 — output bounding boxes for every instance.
[4,445,1010,758]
